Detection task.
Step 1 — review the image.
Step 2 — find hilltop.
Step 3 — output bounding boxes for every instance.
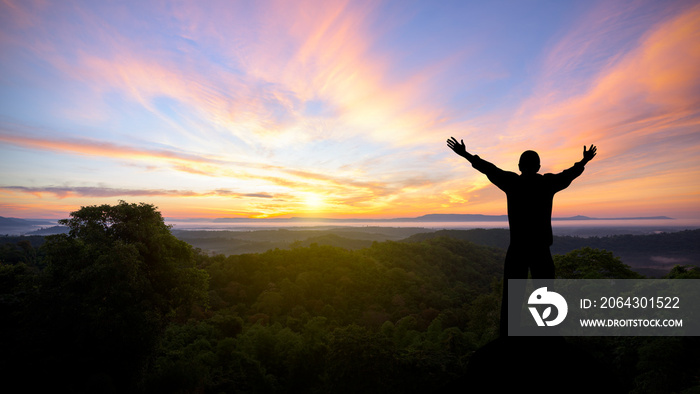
[167,227,700,277]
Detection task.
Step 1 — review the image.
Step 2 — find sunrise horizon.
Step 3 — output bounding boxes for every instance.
[0,205,691,223]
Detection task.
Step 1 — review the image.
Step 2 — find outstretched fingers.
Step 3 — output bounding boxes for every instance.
[447,137,462,147]
[583,144,597,161]
[447,137,467,156]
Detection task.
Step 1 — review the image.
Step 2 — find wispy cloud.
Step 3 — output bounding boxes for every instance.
[1,185,275,199]
[438,2,700,217]
[0,130,224,165]
[508,2,700,152]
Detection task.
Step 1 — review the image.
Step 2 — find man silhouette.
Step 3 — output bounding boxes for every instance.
[447,137,596,336]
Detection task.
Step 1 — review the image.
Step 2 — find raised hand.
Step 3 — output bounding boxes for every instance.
[583,144,597,163]
[447,137,467,157]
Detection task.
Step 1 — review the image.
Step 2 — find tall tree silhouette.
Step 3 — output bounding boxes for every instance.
[37,201,209,391]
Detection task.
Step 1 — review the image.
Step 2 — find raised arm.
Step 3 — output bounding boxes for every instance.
[447,136,513,190]
[550,144,598,192]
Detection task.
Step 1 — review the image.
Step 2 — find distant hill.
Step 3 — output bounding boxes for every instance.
[0,217,58,235]
[171,213,674,224]
[26,226,69,235]
[172,226,699,277]
[410,214,673,222]
[1,213,677,235]
[0,216,55,226]
[172,227,431,255]
[403,228,511,249]
[0,217,30,226]
[404,228,700,277]
[551,229,700,277]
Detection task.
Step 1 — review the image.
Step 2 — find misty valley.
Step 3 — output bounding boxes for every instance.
[170,226,699,278]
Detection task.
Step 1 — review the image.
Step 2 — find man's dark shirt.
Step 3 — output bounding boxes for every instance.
[470,156,585,246]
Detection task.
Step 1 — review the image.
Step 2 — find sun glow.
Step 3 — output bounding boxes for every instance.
[302,192,327,212]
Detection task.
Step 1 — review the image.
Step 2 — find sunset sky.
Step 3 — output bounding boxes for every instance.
[1,0,699,220]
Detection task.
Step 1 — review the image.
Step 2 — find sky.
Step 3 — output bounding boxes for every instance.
[1,0,699,220]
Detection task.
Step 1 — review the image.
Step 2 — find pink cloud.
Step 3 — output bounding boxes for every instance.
[0,185,275,199]
[0,130,404,204]
[498,3,700,184]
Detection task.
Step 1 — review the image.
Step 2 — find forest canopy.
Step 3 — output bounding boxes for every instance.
[0,202,698,393]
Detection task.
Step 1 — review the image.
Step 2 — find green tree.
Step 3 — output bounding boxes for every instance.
[664,264,700,279]
[554,247,643,279]
[325,325,396,393]
[36,201,209,392]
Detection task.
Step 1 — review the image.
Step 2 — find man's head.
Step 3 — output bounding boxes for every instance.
[518,150,540,174]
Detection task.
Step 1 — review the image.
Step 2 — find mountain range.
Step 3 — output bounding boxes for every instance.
[0,214,676,235]
[183,213,674,223]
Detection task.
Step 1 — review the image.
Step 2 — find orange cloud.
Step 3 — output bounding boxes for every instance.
[0,186,275,199]
[513,3,700,145]
[475,3,700,218]
[0,131,223,164]
[0,129,411,212]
